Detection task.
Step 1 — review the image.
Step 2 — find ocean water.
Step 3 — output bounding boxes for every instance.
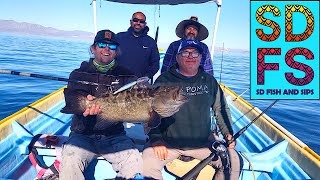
[0,33,319,155]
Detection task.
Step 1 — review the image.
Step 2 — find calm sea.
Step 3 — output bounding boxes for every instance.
[0,33,319,154]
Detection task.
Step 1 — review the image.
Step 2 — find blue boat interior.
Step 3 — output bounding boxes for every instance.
[0,95,311,179]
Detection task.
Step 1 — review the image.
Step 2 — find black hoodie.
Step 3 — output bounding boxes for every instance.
[148,64,233,150]
[116,27,160,79]
[66,59,137,135]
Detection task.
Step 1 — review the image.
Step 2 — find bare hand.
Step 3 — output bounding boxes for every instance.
[83,95,102,117]
[225,134,236,149]
[151,140,168,161]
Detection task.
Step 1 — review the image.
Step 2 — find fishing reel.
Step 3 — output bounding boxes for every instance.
[211,141,228,154]
[211,141,231,173]
[181,141,231,180]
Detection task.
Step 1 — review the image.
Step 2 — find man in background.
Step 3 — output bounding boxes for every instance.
[117,12,160,82]
[161,16,214,75]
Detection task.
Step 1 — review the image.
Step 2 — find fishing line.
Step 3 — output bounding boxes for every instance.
[219,42,224,84]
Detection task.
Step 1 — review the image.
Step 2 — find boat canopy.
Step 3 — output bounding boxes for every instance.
[104,0,213,5]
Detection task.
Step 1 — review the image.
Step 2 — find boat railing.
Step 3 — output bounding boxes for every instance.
[0,86,66,141]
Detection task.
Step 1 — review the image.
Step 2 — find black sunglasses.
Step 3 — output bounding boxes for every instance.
[132,18,146,24]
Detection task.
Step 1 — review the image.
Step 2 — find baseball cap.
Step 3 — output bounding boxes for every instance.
[177,40,203,54]
[94,29,119,45]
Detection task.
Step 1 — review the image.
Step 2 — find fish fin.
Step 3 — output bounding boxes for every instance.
[143,123,151,134]
[147,111,161,129]
[144,111,161,134]
[60,88,86,114]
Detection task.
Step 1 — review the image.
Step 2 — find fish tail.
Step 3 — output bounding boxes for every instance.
[60,88,87,114]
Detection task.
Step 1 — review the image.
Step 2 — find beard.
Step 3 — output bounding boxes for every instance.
[186,33,196,40]
[132,25,144,35]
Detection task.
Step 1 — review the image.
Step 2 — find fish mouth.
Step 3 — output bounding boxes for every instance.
[178,94,188,103]
[173,88,188,102]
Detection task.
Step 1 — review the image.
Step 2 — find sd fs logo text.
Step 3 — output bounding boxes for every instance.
[250,0,319,100]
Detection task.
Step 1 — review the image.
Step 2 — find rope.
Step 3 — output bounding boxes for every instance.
[239,151,256,180]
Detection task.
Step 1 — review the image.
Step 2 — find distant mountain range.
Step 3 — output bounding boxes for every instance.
[0,19,249,52]
[0,19,94,40]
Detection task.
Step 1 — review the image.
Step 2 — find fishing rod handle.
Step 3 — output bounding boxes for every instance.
[181,141,227,180]
[181,153,216,180]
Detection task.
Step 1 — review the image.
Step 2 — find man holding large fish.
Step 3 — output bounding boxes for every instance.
[142,40,241,180]
[59,29,187,180]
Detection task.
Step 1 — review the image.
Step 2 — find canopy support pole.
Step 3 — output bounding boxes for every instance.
[210,0,222,60]
[93,0,98,35]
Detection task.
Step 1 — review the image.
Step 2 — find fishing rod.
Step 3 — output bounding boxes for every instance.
[232,88,250,102]
[181,99,279,180]
[227,99,279,145]
[0,69,112,87]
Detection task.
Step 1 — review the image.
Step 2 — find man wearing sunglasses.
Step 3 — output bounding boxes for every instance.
[143,40,240,180]
[161,16,214,76]
[116,12,160,83]
[60,29,143,180]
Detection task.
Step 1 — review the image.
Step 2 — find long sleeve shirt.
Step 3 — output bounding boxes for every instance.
[116,27,160,80]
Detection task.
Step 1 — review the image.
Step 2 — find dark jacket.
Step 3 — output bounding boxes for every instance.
[65,59,137,135]
[148,64,233,150]
[116,27,160,79]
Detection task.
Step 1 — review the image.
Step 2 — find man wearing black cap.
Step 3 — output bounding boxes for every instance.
[161,16,214,75]
[143,40,240,179]
[60,30,143,179]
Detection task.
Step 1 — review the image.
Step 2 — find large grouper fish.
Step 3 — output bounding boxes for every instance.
[60,85,188,129]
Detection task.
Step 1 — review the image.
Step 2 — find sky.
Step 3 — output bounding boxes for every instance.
[0,0,250,50]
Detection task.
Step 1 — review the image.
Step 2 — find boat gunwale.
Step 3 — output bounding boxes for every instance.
[0,86,66,141]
